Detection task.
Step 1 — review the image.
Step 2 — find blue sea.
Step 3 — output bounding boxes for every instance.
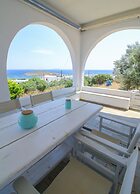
[7,69,113,79]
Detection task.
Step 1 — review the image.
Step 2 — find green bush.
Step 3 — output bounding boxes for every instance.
[31,77,48,91]
[20,77,48,93]
[93,74,113,85]
[63,79,73,88]
[20,80,37,93]
[59,78,73,88]
[8,80,24,99]
[84,76,92,86]
[49,80,59,87]
[49,78,73,88]
[19,77,73,94]
[84,74,113,86]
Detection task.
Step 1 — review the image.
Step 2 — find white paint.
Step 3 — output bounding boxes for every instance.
[130,91,140,110]
[0,99,87,148]
[81,87,131,109]
[1,0,140,104]
[0,0,80,102]
[80,18,140,88]
[82,86,131,98]
[0,99,102,189]
[52,87,76,99]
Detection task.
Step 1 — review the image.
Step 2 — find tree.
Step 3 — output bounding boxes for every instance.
[8,80,24,99]
[113,42,140,90]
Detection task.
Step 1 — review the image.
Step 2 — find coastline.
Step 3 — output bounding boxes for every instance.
[7,69,113,79]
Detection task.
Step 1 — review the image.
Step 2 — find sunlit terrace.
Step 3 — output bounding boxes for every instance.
[0,1,140,194]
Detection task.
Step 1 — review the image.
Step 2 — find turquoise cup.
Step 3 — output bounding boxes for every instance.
[65,99,71,109]
[18,110,38,129]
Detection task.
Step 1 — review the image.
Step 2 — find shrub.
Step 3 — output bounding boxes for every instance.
[49,78,73,88]
[61,78,73,88]
[84,76,92,86]
[92,74,113,85]
[20,77,48,93]
[8,80,24,99]
[49,80,59,87]
[84,74,113,86]
[31,77,48,91]
[20,80,37,93]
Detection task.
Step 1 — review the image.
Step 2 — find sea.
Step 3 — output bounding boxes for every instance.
[7,69,113,79]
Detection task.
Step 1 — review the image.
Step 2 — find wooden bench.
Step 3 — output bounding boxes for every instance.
[81,87,131,110]
[80,91,130,110]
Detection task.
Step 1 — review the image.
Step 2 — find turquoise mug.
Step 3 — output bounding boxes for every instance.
[18,110,38,129]
[65,99,71,109]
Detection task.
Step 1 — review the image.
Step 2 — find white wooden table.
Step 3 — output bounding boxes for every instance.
[0,98,102,190]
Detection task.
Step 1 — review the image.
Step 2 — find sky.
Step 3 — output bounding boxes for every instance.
[7,25,140,70]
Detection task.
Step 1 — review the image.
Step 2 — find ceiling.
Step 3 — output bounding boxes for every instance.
[24,0,140,29]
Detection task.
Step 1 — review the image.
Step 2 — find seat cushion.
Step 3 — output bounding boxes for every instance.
[44,158,112,194]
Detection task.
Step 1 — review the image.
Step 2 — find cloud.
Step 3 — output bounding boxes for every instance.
[31,49,54,55]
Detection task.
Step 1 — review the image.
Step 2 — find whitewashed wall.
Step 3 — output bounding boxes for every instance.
[1,1,140,102]
[0,0,80,102]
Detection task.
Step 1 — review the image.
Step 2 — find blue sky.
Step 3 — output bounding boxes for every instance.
[7,25,140,70]
[7,24,72,70]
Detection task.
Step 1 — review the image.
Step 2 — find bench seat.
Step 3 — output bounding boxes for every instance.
[80,91,130,110]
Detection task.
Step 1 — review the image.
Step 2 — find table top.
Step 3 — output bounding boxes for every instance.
[0,98,102,190]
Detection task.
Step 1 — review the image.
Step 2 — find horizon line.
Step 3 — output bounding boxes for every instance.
[7,69,113,70]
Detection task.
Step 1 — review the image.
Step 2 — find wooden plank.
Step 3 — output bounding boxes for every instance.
[0,98,65,129]
[0,103,102,189]
[80,129,129,156]
[75,133,127,166]
[0,100,87,149]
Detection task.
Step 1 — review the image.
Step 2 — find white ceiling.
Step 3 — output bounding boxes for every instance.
[40,0,140,25]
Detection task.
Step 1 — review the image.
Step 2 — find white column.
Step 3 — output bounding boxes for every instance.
[0,52,10,102]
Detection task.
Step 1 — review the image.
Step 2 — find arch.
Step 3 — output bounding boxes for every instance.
[0,0,80,102]
[7,23,75,96]
[7,22,75,71]
[83,27,140,69]
[81,18,140,71]
[79,21,140,88]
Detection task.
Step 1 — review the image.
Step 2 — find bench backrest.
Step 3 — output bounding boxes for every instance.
[119,148,138,194]
[0,99,21,115]
[30,91,53,106]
